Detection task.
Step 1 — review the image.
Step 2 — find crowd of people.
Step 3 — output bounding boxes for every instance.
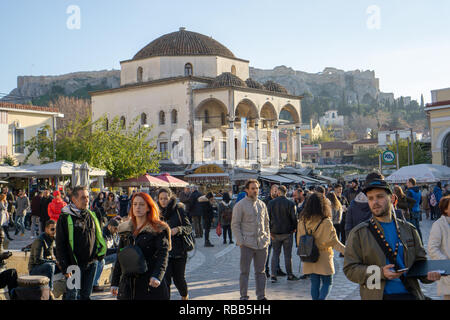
[0,176,449,301]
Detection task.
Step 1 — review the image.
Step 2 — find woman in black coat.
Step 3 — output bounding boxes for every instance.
[110,192,171,300]
[157,188,192,300]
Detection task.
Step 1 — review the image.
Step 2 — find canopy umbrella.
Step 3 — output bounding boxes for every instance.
[79,162,90,187]
[155,172,189,188]
[115,173,170,188]
[386,164,450,184]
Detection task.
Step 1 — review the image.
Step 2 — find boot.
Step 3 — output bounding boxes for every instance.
[204,241,214,247]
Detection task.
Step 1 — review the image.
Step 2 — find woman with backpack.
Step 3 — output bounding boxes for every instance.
[393,186,415,221]
[297,192,345,300]
[157,188,192,300]
[218,191,234,244]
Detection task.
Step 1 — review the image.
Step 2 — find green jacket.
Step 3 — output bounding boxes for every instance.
[343,215,433,300]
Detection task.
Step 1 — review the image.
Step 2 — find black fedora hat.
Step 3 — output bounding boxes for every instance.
[362,179,392,195]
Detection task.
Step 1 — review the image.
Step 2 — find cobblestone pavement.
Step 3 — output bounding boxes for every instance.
[6,215,441,300]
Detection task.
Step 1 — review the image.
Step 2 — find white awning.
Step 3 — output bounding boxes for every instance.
[278,174,322,184]
[260,175,294,184]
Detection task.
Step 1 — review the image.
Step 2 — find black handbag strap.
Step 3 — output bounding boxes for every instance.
[367,220,399,268]
[367,218,413,293]
[303,217,326,235]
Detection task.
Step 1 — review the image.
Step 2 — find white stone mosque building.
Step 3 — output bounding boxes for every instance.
[90,28,302,184]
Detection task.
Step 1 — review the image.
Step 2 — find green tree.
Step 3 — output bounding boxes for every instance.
[23,114,162,181]
[2,154,15,166]
[353,147,383,167]
[386,139,431,167]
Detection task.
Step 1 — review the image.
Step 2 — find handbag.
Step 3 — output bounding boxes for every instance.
[176,209,195,252]
[297,218,325,262]
[216,223,222,237]
[117,236,148,275]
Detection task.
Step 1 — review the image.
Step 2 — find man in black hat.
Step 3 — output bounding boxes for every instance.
[343,175,441,300]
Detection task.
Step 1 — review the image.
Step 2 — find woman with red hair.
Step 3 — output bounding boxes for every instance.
[110,192,171,300]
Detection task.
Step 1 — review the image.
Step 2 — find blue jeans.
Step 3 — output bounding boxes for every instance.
[63,261,98,300]
[93,254,116,286]
[407,212,423,242]
[14,215,25,234]
[310,274,333,300]
[30,261,56,290]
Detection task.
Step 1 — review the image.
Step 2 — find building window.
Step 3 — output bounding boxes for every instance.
[204,110,209,124]
[14,128,25,154]
[326,151,330,157]
[231,65,236,75]
[137,67,143,82]
[221,112,226,126]
[160,142,168,159]
[184,63,193,76]
[120,116,126,129]
[386,135,391,143]
[171,110,177,124]
[262,143,268,158]
[221,141,227,159]
[159,111,165,125]
[203,140,212,159]
[141,113,147,125]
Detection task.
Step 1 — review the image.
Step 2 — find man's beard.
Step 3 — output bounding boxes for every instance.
[372,204,390,217]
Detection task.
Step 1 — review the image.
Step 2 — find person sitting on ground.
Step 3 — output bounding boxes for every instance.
[28,220,59,299]
[92,219,120,293]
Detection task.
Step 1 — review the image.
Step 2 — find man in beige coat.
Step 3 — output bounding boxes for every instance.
[344,177,441,300]
[231,179,270,300]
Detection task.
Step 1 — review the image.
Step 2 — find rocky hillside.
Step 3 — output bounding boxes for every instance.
[250,65,394,106]
[2,70,120,105]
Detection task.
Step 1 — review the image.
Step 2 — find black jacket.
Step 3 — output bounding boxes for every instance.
[28,233,56,272]
[159,198,192,259]
[198,195,214,227]
[188,190,202,217]
[55,204,101,273]
[267,196,297,235]
[111,220,171,300]
[344,187,361,204]
[39,196,53,222]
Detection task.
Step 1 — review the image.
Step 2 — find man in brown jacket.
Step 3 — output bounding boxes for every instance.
[343,176,441,300]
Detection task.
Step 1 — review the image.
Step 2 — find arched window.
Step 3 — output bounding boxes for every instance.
[231,65,236,75]
[184,63,193,76]
[221,112,226,126]
[159,111,165,125]
[204,109,209,124]
[171,109,177,124]
[137,67,143,82]
[141,112,147,125]
[120,116,126,129]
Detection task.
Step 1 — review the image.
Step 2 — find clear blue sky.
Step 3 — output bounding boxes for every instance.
[1,0,449,102]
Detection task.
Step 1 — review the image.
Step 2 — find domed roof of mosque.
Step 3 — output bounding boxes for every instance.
[211,72,247,88]
[263,80,289,94]
[245,78,264,89]
[133,28,236,60]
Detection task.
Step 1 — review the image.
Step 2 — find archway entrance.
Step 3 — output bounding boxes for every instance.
[443,133,450,166]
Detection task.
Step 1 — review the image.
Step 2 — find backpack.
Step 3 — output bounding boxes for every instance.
[429,192,437,207]
[297,217,326,263]
[221,204,233,224]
